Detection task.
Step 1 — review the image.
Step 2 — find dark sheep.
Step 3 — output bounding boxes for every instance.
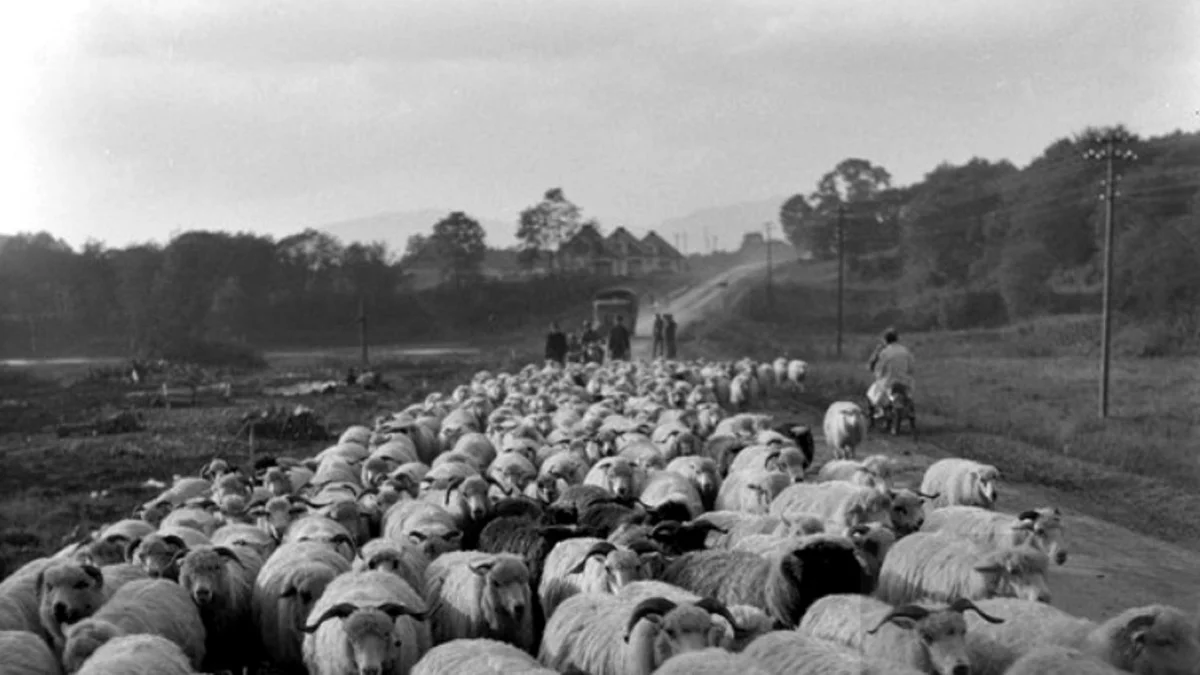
[770,422,815,469]
[659,533,870,628]
[702,436,751,476]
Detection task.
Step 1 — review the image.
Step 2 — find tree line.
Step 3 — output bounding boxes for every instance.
[778,126,1199,345]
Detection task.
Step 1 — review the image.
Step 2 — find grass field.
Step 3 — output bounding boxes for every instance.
[0,343,541,577]
[685,266,1200,549]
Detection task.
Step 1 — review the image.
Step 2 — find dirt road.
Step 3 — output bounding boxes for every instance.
[640,264,1200,622]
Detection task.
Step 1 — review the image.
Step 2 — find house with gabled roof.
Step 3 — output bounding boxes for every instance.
[557,224,686,277]
[639,230,686,273]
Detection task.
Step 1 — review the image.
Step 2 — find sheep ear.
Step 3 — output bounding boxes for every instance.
[468,559,497,576]
[213,547,243,566]
[123,537,143,562]
[169,548,190,566]
[1126,614,1156,644]
[80,563,104,588]
[302,602,358,633]
[161,535,188,550]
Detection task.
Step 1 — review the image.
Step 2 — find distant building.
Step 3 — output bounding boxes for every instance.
[557,225,686,277]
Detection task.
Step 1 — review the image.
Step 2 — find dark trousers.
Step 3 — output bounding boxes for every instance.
[665,339,677,359]
[652,336,665,357]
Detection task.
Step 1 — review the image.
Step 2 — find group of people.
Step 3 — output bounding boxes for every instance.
[542,312,678,365]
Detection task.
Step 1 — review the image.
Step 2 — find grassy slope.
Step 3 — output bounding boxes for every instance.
[684,261,1200,550]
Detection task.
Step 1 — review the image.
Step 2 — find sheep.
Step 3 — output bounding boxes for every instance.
[410,637,560,674]
[922,506,1069,565]
[158,505,219,537]
[659,533,871,628]
[638,470,705,520]
[584,457,645,502]
[451,432,498,469]
[253,540,353,670]
[769,481,894,531]
[920,458,1001,510]
[1001,645,1126,675]
[209,522,276,560]
[693,511,785,549]
[74,634,197,675]
[702,435,751,476]
[664,456,721,511]
[538,539,644,617]
[615,580,773,652]
[382,501,463,561]
[822,401,867,460]
[729,372,754,410]
[651,647,772,675]
[817,454,897,483]
[798,593,1007,675]
[61,520,158,567]
[715,468,792,514]
[176,545,263,672]
[0,629,63,675]
[423,551,535,653]
[301,570,433,675]
[965,599,1200,675]
[875,532,1052,606]
[0,557,54,637]
[60,578,206,673]
[124,527,210,580]
[486,453,538,498]
[727,444,808,484]
[36,561,148,655]
[740,630,923,675]
[283,515,358,561]
[539,592,742,675]
[353,537,431,592]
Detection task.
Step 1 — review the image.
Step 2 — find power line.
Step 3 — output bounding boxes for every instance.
[1084,129,1138,420]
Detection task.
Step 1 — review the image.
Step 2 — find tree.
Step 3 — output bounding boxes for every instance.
[795,159,894,260]
[779,194,815,257]
[516,188,584,270]
[402,233,428,263]
[997,239,1055,319]
[207,275,252,341]
[430,211,488,290]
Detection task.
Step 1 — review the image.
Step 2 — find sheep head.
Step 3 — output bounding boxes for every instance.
[567,542,642,594]
[302,601,430,674]
[971,466,1001,507]
[972,545,1052,604]
[1012,507,1068,565]
[1097,606,1200,674]
[178,545,243,607]
[61,617,124,673]
[867,598,1004,675]
[36,561,107,643]
[125,533,189,580]
[763,446,807,484]
[469,556,532,647]
[622,597,733,669]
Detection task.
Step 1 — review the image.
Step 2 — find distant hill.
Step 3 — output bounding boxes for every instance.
[317,209,514,255]
[0,234,9,251]
[657,195,790,253]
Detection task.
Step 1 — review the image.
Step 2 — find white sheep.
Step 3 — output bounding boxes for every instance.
[381,500,463,561]
[822,402,867,460]
[177,545,263,672]
[252,540,353,671]
[817,455,897,483]
[124,526,211,580]
[638,470,705,520]
[60,578,206,673]
[727,445,808,484]
[964,599,1200,674]
[282,514,358,561]
[410,637,560,674]
[786,359,807,389]
[1004,644,1127,673]
[539,592,740,675]
[740,630,923,675]
[423,551,535,653]
[539,451,590,486]
[715,468,792,514]
[583,457,646,502]
[353,537,431,592]
[301,569,433,675]
[874,531,1052,606]
[651,647,772,675]
[75,633,197,675]
[0,629,63,675]
[486,452,538,498]
[769,481,894,531]
[36,561,148,656]
[538,539,644,618]
[729,372,754,410]
[798,593,1007,675]
[0,557,54,638]
[920,458,1001,510]
[158,505,219,537]
[923,505,1069,565]
[664,456,721,511]
[209,522,276,561]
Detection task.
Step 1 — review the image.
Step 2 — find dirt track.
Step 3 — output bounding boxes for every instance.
[652,264,1200,622]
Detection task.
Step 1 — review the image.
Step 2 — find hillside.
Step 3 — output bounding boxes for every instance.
[657,195,791,252]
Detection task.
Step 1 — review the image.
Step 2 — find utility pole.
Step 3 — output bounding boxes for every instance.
[1084,129,1137,419]
[357,295,369,368]
[763,221,774,311]
[836,204,845,358]
[703,227,710,254]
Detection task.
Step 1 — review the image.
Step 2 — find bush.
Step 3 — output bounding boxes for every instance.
[997,240,1056,319]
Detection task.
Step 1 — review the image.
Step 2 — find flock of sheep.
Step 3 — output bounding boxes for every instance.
[2,355,1198,675]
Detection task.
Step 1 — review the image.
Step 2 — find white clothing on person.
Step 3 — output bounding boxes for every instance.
[867,343,916,408]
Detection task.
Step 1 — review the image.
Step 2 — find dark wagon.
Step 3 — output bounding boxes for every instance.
[592,287,639,336]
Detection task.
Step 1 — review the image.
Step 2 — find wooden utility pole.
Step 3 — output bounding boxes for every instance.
[1084,129,1137,419]
[357,296,369,368]
[763,221,775,311]
[836,204,846,358]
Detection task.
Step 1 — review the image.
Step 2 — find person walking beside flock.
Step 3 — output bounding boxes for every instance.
[651,313,666,358]
[544,322,568,366]
[866,327,915,415]
[664,314,678,359]
[608,315,632,361]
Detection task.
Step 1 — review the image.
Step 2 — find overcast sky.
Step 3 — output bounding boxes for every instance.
[4,0,1198,250]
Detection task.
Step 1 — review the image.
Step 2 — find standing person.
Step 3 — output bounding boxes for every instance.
[608,315,632,361]
[664,314,678,359]
[867,327,916,413]
[544,322,568,366]
[651,313,665,358]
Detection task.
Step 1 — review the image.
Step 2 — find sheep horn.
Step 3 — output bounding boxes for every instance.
[160,534,188,550]
[916,491,940,500]
[445,474,466,491]
[123,537,143,562]
[328,533,357,557]
[624,597,678,642]
[693,597,742,634]
[763,449,782,467]
[213,546,244,566]
[301,602,359,633]
[948,598,1005,624]
[1016,510,1040,522]
[867,604,932,634]
[376,601,432,622]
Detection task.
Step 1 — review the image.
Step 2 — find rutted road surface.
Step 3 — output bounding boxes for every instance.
[638,263,1200,622]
